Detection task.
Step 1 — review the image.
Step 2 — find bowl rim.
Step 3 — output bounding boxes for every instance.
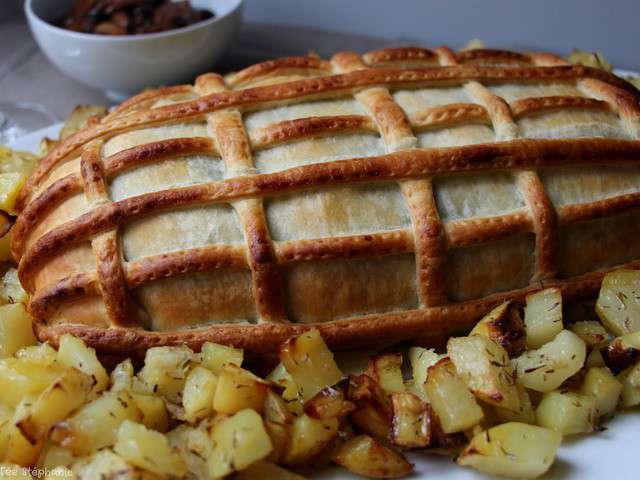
[25,0,243,43]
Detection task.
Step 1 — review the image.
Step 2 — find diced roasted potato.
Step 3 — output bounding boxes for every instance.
[51,390,142,455]
[0,357,65,408]
[458,422,561,479]
[0,172,27,215]
[389,392,430,448]
[425,358,484,434]
[470,301,526,357]
[267,362,303,416]
[56,334,108,397]
[38,441,77,469]
[581,367,623,417]
[200,342,243,374]
[618,363,640,408]
[208,409,273,478]
[493,384,536,424]
[448,335,520,411]
[15,344,57,368]
[567,49,613,71]
[237,461,309,480]
[304,380,354,420]
[282,413,338,466]
[333,435,413,479]
[182,365,217,423]
[536,390,597,435]
[72,448,159,480]
[213,364,271,415]
[0,145,38,176]
[570,321,610,348]
[59,105,108,140]
[0,304,37,358]
[15,367,92,443]
[602,331,640,373]
[0,419,44,466]
[138,345,192,403]
[524,288,563,349]
[280,329,343,402]
[0,268,28,305]
[514,330,586,392]
[407,347,442,401]
[110,359,134,392]
[130,394,169,433]
[596,269,640,336]
[365,353,405,394]
[263,390,293,463]
[586,347,606,368]
[347,374,392,441]
[167,422,211,479]
[114,420,186,477]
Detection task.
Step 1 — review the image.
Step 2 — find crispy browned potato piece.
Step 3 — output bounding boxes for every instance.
[347,374,392,441]
[333,434,413,479]
[470,301,526,357]
[365,353,405,394]
[304,379,355,420]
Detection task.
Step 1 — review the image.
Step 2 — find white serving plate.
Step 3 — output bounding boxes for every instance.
[9,124,640,480]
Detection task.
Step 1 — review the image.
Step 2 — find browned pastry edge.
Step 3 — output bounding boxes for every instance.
[16,137,640,291]
[32,260,640,356]
[364,47,438,66]
[511,96,610,118]
[104,84,196,121]
[17,63,636,210]
[226,56,333,87]
[456,48,532,65]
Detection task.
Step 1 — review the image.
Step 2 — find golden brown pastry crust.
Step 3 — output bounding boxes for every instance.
[12,46,640,355]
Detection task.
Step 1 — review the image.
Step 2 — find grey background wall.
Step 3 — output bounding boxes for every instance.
[244,0,639,69]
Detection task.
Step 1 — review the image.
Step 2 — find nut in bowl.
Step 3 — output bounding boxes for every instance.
[25,0,243,100]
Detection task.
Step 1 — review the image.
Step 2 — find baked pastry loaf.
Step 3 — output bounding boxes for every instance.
[12,46,640,355]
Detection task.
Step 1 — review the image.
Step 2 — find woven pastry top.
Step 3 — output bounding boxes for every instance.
[12,46,640,354]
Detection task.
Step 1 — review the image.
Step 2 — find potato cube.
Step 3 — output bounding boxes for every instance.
[514,330,586,392]
[581,367,623,417]
[619,363,640,408]
[458,422,561,479]
[38,441,77,469]
[72,448,159,480]
[56,334,108,396]
[0,172,26,215]
[425,358,483,434]
[0,421,44,467]
[130,394,169,433]
[333,435,413,479]
[570,321,610,348]
[237,461,308,480]
[51,391,142,455]
[15,344,57,367]
[282,413,338,465]
[182,366,217,423]
[14,367,92,443]
[267,362,303,416]
[448,335,520,411]
[167,422,211,479]
[0,358,65,408]
[389,392,430,448]
[365,353,405,394]
[280,329,343,402]
[110,359,134,392]
[524,288,563,349]
[304,380,354,420]
[0,304,36,358]
[200,342,243,374]
[407,347,442,401]
[347,374,392,441]
[494,384,536,424]
[213,364,271,415]
[536,390,597,435]
[208,409,273,478]
[0,268,28,305]
[114,420,186,477]
[470,301,526,357]
[138,345,193,403]
[596,269,640,336]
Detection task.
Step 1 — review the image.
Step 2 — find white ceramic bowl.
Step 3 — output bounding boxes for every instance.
[25,0,243,100]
